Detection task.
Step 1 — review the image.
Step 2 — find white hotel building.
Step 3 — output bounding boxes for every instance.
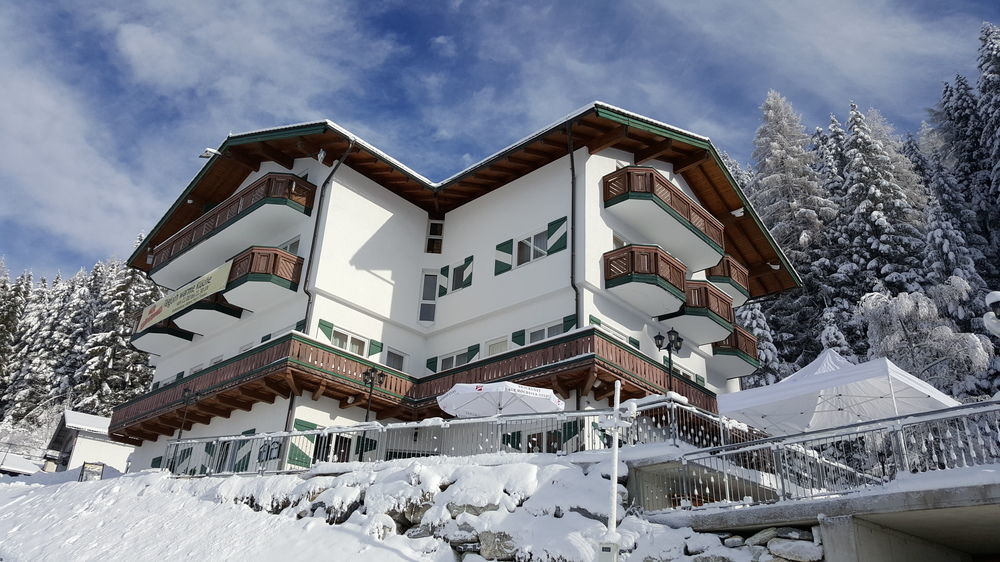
[111,102,798,470]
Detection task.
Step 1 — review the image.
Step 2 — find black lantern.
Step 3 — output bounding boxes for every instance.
[361,367,386,423]
[656,328,684,392]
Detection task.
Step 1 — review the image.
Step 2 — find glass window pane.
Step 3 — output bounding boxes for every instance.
[422,274,437,301]
[547,324,562,338]
[529,329,545,343]
[488,340,507,356]
[455,352,469,366]
[386,351,404,370]
[286,240,299,255]
[429,222,444,236]
[517,239,532,265]
[419,303,435,322]
[425,238,442,254]
[452,264,465,291]
[332,331,348,349]
[533,232,547,258]
[352,338,366,355]
[441,356,454,370]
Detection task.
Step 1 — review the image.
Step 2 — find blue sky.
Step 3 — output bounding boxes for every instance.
[1,0,998,280]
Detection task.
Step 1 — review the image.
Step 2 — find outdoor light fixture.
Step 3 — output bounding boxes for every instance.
[730,207,745,217]
[199,148,222,159]
[361,367,386,423]
[655,328,683,393]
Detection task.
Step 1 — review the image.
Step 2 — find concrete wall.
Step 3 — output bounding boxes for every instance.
[821,516,972,562]
[65,435,134,473]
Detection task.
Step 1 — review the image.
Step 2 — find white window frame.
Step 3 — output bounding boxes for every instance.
[439,349,469,371]
[239,342,254,353]
[278,236,300,256]
[426,220,444,254]
[526,320,564,345]
[612,232,629,249]
[418,270,437,323]
[514,228,548,268]
[210,355,224,366]
[327,327,368,357]
[486,337,509,357]
[385,348,406,371]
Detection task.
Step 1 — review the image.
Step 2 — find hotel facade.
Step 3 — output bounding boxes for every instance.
[110,102,797,470]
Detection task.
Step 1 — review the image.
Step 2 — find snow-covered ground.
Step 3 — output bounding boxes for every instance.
[0,452,753,562]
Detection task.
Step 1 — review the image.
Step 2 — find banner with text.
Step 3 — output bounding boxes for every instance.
[137,261,233,331]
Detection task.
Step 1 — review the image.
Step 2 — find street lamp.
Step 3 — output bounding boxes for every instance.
[362,367,386,423]
[655,328,684,393]
[176,388,197,442]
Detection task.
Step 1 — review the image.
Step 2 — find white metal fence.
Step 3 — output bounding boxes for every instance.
[633,400,1000,511]
[160,396,762,477]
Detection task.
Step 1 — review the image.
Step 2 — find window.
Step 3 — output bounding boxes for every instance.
[516,230,547,267]
[439,349,469,371]
[487,337,508,357]
[175,372,184,381]
[419,273,437,322]
[613,233,628,249]
[426,220,444,253]
[151,381,161,390]
[189,364,204,375]
[329,328,367,356]
[528,321,564,344]
[385,348,405,371]
[279,237,300,255]
[210,355,224,365]
[239,342,254,353]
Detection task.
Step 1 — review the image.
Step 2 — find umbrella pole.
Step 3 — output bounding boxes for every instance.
[607,380,621,540]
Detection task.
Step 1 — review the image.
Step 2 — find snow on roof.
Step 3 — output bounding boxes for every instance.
[779,348,855,384]
[63,410,111,435]
[0,453,39,475]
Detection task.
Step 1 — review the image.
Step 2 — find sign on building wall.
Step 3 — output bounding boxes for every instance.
[137,261,233,331]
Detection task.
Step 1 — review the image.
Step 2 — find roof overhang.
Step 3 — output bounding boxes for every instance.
[129,102,799,297]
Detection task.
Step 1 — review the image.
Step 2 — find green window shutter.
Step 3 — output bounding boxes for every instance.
[293,419,318,432]
[242,428,256,435]
[696,374,706,386]
[288,419,319,467]
[628,337,640,350]
[589,315,602,326]
[368,340,383,356]
[502,431,522,449]
[546,216,568,254]
[439,265,450,297]
[561,420,580,442]
[562,314,577,332]
[151,456,163,469]
[467,344,480,362]
[495,239,514,275]
[354,436,378,455]
[426,357,438,373]
[318,320,334,340]
[295,319,306,331]
[511,330,525,346]
[462,256,474,288]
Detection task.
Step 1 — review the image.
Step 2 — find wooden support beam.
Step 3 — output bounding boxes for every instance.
[633,138,674,165]
[507,155,538,166]
[594,383,616,401]
[141,420,176,436]
[312,381,327,401]
[215,394,253,412]
[549,375,570,400]
[258,141,295,170]
[126,427,160,442]
[579,368,598,397]
[376,407,404,421]
[285,372,302,397]
[673,151,709,174]
[539,137,566,149]
[522,147,558,158]
[262,378,290,399]
[224,146,262,172]
[295,138,324,159]
[321,143,352,167]
[194,403,232,419]
[748,262,781,278]
[238,386,275,404]
[169,409,210,426]
[587,125,628,154]
[111,433,144,446]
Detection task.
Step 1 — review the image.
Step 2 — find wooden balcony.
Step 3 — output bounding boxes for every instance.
[662,281,734,346]
[149,173,316,289]
[602,167,724,272]
[110,328,718,444]
[604,245,686,316]
[711,326,760,379]
[706,254,750,306]
[223,246,304,311]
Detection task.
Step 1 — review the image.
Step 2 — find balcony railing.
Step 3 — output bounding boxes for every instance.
[151,173,316,271]
[706,254,750,294]
[713,326,758,361]
[603,245,686,296]
[602,167,724,249]
[227,247,304,289]
[111,328,719,441]
[685,281,734,325]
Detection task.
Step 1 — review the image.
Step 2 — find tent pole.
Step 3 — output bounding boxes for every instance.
[887,372,900,417]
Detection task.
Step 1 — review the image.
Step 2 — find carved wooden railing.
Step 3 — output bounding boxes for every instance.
[603,245,686,294]
[151,173,317,270]
[713,325,758,360]
[602,167,724,249]
[707,254,750,293]
[228,247,303,286]
[685,281,734,324]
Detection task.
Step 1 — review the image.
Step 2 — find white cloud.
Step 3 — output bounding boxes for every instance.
[430,35,458,58]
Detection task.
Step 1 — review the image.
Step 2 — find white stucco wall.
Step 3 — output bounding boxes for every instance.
[65,435,134,473]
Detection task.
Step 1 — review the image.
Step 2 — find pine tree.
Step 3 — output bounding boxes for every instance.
[819,308,856,361]
[840,103,925,296]
[922,199,986,328]
[865,109,931,216]
[978,23,1000,283]
[2,275,56,422]
[736,303,781,388]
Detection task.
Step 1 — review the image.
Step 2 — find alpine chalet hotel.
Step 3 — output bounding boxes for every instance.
[111,102,798,470]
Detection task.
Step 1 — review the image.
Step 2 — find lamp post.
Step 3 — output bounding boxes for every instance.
[176,388,196,442]
[358,367,386,462]
[655,328,684,393]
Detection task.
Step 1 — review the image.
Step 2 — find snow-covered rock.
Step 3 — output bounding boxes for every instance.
[766,537,823,562]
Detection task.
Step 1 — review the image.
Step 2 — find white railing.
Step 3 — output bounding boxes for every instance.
[159,394,764,477]
[633,400,1000,512]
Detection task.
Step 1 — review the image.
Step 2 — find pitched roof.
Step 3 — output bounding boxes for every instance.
[128,102,799,297]
[63,410,111,434]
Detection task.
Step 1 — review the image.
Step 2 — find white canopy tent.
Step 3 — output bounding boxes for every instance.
[718,349,961,436]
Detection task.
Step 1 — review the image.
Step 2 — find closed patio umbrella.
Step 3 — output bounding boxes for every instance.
[436,382,565,418]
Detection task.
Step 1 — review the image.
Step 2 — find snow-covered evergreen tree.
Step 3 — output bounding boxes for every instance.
[978,23,1000,281]
[735,303,781,388]
[840,103,925,296]
[2,275,55,421]
[859,280,995,398]
[865,109,930,215]
[819,308,856,362]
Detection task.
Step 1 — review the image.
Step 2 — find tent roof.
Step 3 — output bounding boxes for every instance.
[719,355,961,436]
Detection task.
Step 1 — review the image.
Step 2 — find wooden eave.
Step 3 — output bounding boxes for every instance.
[129,105,798,298]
